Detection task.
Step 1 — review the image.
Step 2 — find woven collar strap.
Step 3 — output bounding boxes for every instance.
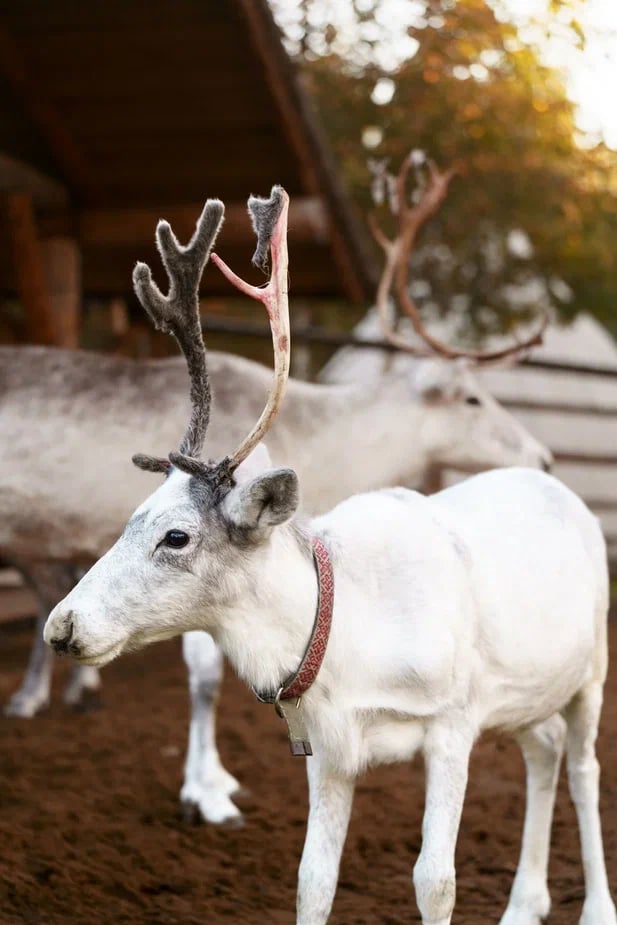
[255,535,334,705]
[280,536,334,701]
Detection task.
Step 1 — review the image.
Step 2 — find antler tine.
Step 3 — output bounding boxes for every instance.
[368,152,442,357]
[368,212,433,357]
[209,185,290,471]
[393,159,549,363]
[131,200,224,473]
[397,156,457,240]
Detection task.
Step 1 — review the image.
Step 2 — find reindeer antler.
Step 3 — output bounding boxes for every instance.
[131,187,290,487]
[369,156,457,358]
[371,154,548,364]
[131,200,225,474]
[369,211,433,358]
[209,185,290,471]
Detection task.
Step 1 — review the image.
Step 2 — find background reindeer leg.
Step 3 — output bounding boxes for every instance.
[5,562,100,716]
[180,631,244,827]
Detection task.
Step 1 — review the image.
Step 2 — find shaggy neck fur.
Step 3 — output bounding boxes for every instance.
[211,520,319,696]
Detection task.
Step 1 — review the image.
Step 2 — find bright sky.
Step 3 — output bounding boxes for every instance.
[272,0,617,150]
[498,0,617,149]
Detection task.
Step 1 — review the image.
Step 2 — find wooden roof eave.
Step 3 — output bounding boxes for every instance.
[235,0,379,306]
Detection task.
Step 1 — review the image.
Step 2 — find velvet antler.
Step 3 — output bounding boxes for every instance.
[131,187,290,486]
[131,200,224,474]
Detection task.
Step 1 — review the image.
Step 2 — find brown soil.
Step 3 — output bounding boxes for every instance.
[0,616,616,925]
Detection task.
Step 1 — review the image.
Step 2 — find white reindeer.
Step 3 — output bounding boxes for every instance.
[45,188,615,925]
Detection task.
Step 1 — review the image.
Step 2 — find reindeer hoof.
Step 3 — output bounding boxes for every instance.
[181,800,202,826]
[4,689,49,718]
[69,689,105,713]
[180,798,245,828]
[219,813,245,830]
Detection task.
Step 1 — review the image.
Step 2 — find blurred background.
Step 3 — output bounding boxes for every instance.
[0,0,615,570]
[0,7,617,922]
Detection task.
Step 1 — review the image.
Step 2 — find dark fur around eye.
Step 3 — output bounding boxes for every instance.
[163,530,190,548]
[465,396,482,406]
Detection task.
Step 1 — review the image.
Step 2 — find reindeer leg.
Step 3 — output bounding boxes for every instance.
[59,568,102,708]
[180,631,244,826]
[564,682,616,925]
[297,755,355,925]
[414,722,473,925]
[62,661,102,708]
[500,714,566,925]
[5,563,73,716]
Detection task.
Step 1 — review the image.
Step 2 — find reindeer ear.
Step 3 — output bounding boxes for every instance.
[223,468,299,541]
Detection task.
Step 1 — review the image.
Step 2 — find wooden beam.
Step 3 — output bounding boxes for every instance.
[41,237,81,348]
[554,451,617,466]
[0,586,37,625]
[5,192,56,345]
[0,26,92,199]
[70,197,329,248]
[584,498,617,512]
[192,317,617,379]
[500,397,617,418]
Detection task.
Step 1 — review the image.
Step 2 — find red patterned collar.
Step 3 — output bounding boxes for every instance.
[254,536,335,755]
[279,536,334,700]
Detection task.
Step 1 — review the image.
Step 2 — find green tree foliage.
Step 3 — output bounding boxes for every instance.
[272,0,617,341]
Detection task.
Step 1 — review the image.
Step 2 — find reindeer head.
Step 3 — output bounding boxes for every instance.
[44,189,301,666]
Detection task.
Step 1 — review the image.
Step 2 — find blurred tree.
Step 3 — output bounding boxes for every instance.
[271,0,617,342]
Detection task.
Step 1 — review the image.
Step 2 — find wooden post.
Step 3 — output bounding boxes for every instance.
[5,191,56,345]
[5,194,81,347]
[41,236,81,348]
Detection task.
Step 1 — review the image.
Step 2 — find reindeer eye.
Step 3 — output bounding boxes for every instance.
[163,530,190,549]
[465,395,481,406]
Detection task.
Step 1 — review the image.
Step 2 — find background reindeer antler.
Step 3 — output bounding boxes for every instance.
[369,156,458,358]
[370,153,548,364]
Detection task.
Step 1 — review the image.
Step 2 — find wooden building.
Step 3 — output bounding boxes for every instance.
[0,0,377,348]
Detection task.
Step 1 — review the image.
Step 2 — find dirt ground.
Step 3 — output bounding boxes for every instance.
[0,616,616,925]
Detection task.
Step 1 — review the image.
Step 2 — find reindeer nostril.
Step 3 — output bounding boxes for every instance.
[542,458,552,473]
[50,618,77,656]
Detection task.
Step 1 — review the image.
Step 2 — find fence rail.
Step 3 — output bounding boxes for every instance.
[201,315,617,378]
[502,399,617,418]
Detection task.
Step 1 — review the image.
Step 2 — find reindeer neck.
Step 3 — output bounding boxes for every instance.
[276,373,429,508]
[212,521,319,696]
